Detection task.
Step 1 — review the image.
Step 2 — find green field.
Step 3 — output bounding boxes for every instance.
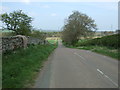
[48,40,57,44]
[2,44,57,88]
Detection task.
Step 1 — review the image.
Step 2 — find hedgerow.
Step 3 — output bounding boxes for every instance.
[77,34,119,49]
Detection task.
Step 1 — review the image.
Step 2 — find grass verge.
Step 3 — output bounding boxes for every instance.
[47,40,57,44]
[65,45,119,60]
[77,46,119,60]
[2,44,57,88]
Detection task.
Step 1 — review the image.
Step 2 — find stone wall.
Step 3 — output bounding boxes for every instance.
[2,36,24,53]
[2,35,49,53]
[27,37,49,45]
[28,37,44,45]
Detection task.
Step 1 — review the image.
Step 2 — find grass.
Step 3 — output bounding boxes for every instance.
[46,37,61,40]
[63,40,119,60]
[66,45,119,60]
[2,44,57,88]
[76,46,119,60]
[63,34,119,60]
[48,39,57,44]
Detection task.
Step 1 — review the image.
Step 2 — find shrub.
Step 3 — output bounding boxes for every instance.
[77,34,119,49]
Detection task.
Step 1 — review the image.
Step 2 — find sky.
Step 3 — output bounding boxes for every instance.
[118,1,120,30]
[1,1,118,31]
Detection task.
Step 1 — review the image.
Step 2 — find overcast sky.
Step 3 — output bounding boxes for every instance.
[1,1,118,31]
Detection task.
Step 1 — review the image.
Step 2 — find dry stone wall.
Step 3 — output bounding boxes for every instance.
[2,36,24,53]
[27,37,49,45]
[2,35,49,53]
[28,37,43,45]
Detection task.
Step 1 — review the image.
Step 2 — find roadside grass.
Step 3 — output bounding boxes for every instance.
[2,44,57,88]
[76,46,119,60]
[63,41,119,60]
[47,40,57,44]
[63,34,119,60]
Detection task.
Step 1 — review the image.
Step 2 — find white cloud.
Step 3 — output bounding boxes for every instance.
[51,13,57,16]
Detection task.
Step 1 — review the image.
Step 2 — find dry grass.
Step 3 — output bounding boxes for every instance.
[46,37,61,40]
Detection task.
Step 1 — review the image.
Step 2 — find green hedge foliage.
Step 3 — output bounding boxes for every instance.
[77,34,119,49]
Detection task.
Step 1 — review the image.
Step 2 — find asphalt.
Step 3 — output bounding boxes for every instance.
[33,40,118,88]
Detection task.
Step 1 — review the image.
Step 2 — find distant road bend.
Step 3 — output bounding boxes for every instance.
[33,40,118,88]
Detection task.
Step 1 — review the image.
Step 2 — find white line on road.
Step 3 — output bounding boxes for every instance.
[97,69,118,87]
[74,52,118,88]
[74,52,86,60]
[104,75,118,87]
[97,69,104,75]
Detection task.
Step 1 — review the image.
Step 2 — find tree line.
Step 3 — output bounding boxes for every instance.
[1,10,97,42]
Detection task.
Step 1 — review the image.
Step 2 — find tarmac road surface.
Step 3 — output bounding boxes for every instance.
[33,40,118,88]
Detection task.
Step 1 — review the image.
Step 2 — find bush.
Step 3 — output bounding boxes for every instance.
[77,34,119,49]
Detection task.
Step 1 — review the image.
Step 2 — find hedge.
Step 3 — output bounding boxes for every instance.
[77,34,119,49]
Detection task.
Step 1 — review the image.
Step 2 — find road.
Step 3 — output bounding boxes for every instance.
[33,40,118,88]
